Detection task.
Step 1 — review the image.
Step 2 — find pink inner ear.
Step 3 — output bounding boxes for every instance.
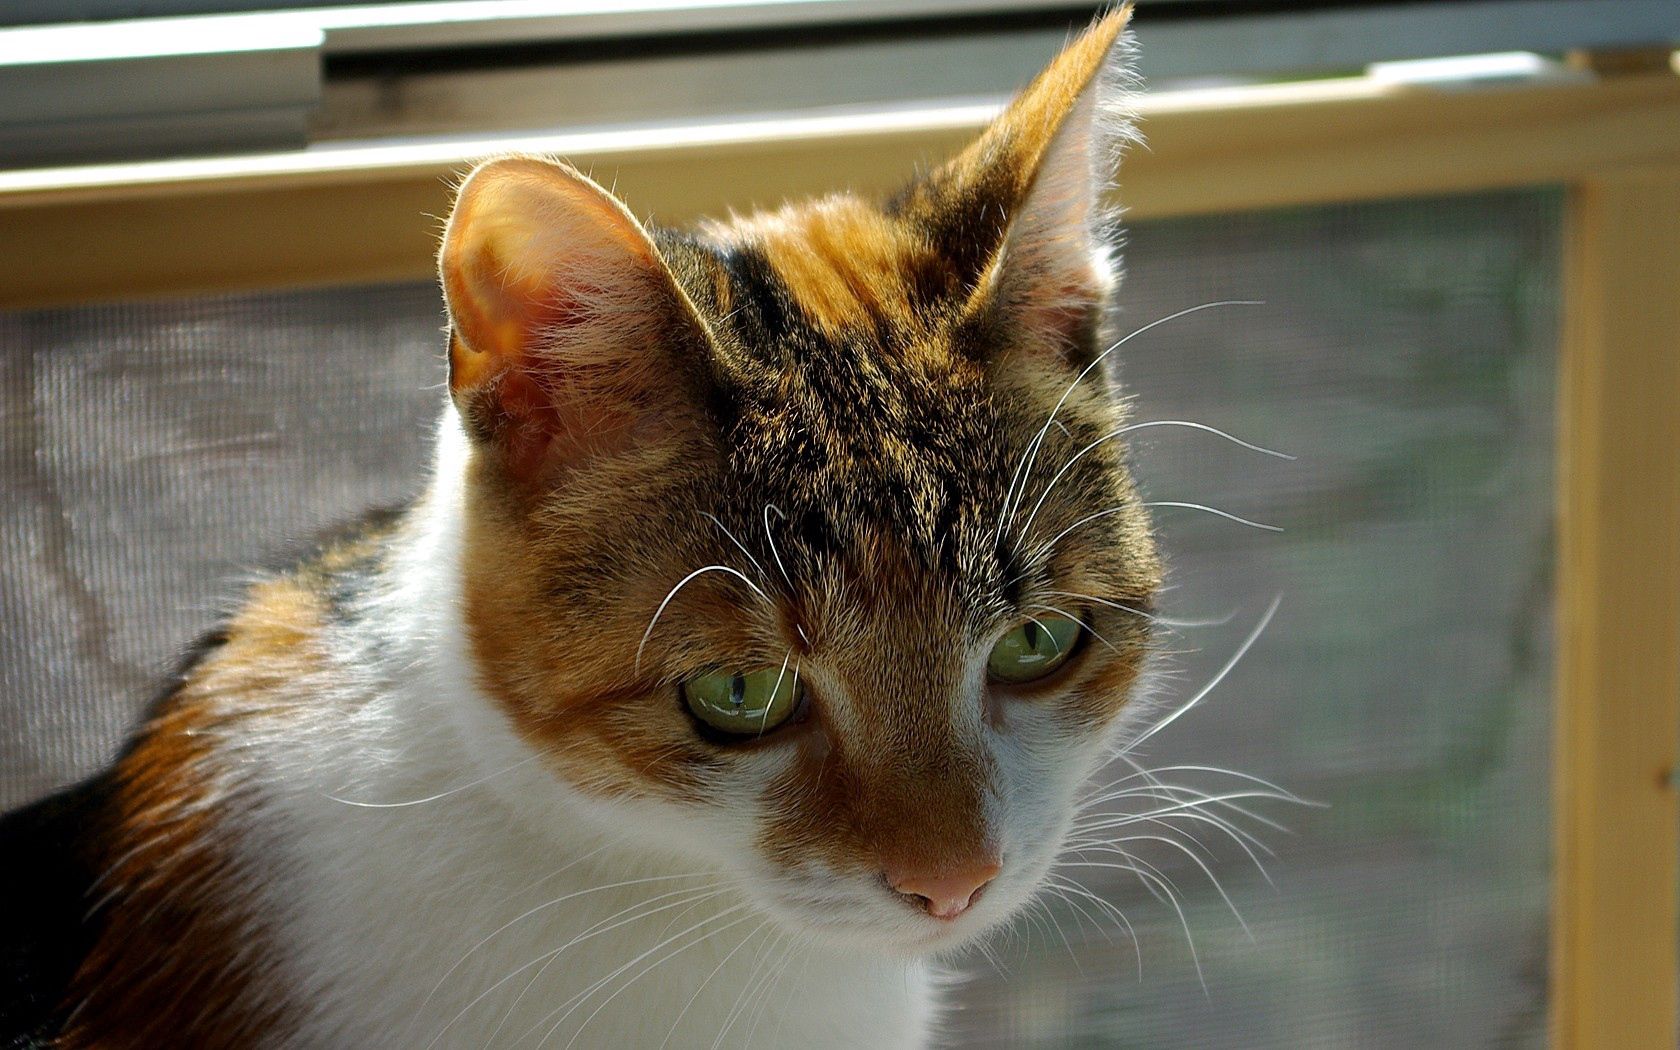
[445,215,590,379]
[441,158,704,485]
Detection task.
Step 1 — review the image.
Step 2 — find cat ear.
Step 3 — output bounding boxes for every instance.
[439,155,712,483]
[928,9,1137,365]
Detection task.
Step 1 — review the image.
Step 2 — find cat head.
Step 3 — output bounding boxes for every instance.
[436,8,1159,954]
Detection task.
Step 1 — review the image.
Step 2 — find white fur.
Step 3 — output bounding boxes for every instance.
[222,31,1149,1047]
[239,412,935,1050]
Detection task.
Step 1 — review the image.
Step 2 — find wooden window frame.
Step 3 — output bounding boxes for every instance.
[1,63,1677,1049]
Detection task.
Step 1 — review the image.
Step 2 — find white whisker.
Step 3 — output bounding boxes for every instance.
[518,904,756,1048]
[1124,596,1282,753]
[763,504,796,592]
[1065,852,1207,992]
[427,881,738,1050]
[1043,589,1162,624]
[1145,500,1282,533]
[1015,420,1291,550]
[1121,419,1295,460]
[702,511,769,582]
[657,920,771,1050]
[1018,505,1133,574]
[323,754,544,809]
[1024,602,1122,656]
[636,564,772,670]
[995,300,1263,546]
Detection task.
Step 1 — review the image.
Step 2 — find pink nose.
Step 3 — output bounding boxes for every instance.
[887,859,1002,920]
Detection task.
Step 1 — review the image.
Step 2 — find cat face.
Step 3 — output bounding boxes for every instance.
[438,10,1158,954]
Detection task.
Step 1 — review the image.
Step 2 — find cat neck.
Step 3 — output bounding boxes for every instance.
[252,408,935,1049]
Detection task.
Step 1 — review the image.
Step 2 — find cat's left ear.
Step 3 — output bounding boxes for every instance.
[439,155,714,483]
[940,8,1137,366]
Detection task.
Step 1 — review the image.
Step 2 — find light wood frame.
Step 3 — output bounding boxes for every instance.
[1554,167,1680,1049]
[1,62,1677,1050]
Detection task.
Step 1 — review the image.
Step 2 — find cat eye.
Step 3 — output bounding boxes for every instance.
[681,666,803,737]
[987,614,1084,685]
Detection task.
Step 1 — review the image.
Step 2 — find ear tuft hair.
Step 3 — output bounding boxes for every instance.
[974,8,1141,364]
[896,7,1140,367]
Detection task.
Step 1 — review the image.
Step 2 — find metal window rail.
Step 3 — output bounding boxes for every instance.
[0,0,1676,167]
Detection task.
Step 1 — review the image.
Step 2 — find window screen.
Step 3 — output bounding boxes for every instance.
[0,189,1560,1047]
[948,190,1560,1047]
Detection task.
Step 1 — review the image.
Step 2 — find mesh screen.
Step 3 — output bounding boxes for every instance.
[0,190,1559,1047]
[0,285,447,804]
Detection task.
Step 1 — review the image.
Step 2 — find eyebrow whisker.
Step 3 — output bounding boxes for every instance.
[636,565,772,672]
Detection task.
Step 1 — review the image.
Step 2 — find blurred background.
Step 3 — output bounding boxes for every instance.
[1,2,1677,1048]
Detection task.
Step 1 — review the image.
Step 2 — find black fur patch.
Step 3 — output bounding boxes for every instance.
[0,776,111,1047]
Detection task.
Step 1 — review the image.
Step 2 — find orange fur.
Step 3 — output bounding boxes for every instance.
[57,576,331,1049]
[438,8,1158,887]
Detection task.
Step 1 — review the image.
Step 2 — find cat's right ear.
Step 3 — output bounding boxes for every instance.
[439,156,713,485]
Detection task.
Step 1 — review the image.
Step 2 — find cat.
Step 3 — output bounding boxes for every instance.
[0,9,1170,1048]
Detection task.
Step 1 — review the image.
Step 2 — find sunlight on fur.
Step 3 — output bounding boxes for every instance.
[0,8,1309,1048]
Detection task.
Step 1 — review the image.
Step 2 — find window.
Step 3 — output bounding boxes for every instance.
[2,3,1677,1046]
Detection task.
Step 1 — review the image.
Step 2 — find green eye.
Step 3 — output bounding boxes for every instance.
[681,665,803,736]
[987,614,1084,684]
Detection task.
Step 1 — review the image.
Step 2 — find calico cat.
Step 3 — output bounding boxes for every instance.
[1,9,1171,1048]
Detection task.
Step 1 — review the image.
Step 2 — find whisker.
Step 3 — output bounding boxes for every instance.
[1076,816,1276,891]
[1015,506,1133,578]
[1077,779,1303,818]
[519,904,756,1049]
[722,927,799,1048]
[657,920,772,1050]
[1145,501,1283,533]
[766,937,820,1048]
[1068,762,1290,866]
[1044,588,1239,632]
[1090,761,1314,806]
[427,872,723,1008]
[1043,878,1113,947]
[1072,804,1277,865]
[1014,420,1292,552]
[1020,613,1069,654]
[702,512,769,583]
[574,918,770,1050]
[485,843,611,915]
[1154,610,1241,630]
[1123,596,1282,753]
[1064,852,1207,992]
[1074,790,1301,830]
[506,886,743,1045]
[323,754,543,809]
[762,652,793,736]
[1046,873,1141,977]
[428,882,739,1050]
[1024,602,1123,656]
[1115,833,1253,940]
[971,938,1011,978]
[1079,804,1281,865]
[1032,895,1083,974]
[995,300,1263,546]
[1121,419,1295,460]
[742,934,806,1050]
[1042,589,1162,624]
[762,504,796,593]
[708,926,790,1050]
[636,564,772,671]
[548,911,754,1049]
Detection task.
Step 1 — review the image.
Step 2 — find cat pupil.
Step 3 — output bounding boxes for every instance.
[729,673,747,709]
[1023,621,1042,651]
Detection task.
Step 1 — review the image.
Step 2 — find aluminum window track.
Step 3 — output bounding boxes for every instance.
[0,0,1675,168]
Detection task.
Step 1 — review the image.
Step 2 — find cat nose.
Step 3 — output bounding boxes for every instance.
[886,858,1002,920]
